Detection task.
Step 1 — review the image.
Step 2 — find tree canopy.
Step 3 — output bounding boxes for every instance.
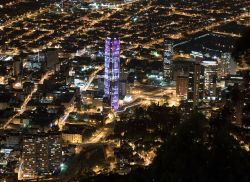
[232,29,250,67]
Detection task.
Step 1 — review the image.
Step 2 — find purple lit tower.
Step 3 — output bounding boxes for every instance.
[111,38,120,110]
[104,37,120,110]
[104,38,111,98]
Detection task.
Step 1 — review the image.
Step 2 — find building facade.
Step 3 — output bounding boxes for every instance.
[163,42,173,82]
[188,60,205,104]
[104,37,120,110]
[176,73,189,97]
[202,60,218,100]
[21,133,62,179]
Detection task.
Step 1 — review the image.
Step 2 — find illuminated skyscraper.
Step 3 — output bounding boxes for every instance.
[202,60,218,100]
[188,59,205,105]
[104,38,111,97]
[163,42,174,82]
[221,53,237,76]
[104,37,120,110]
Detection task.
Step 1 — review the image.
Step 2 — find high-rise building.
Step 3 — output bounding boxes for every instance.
[104,37,120,110]
[172,58,195,81]
[188,59,205,104]
[48,133,62,172]
[22,137,37,179]
[202,60,218,100]
[176,71,188,97]
[119,68,128,99]
[12,60,21,76]
[221,52,237,76]
[163,42,173,82]
[45,48,59,70]
[21,133,62,180]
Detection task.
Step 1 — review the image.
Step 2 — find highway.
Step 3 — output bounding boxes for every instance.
[118,86,179,113]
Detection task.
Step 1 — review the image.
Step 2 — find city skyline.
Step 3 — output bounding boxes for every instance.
[0,0,249,181]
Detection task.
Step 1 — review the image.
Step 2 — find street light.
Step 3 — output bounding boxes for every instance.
[60,163,68,172]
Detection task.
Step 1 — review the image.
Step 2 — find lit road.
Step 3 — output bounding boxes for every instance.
[83,112,115,144]
[57,105,75,131]
[117,101,142,113]
[0,7,50,30]
[81,86,178,166]
[57,66,104,130]
[34,1,138,56]
[85,127,112,144]
[118,86,179,113]
[81,66,104,91]
[231,133,250,152]
[60,85,176,180]
[60,113,116,181]
[1,0,247,60]
[2,69,54,129]
[137,149,156,166]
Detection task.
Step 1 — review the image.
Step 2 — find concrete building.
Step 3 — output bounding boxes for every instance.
[220,52,237,76]
[163,42,174,82]
[62,133,83,144]
[45,49,59,69]
[176,72,189,97]
[202,60,218,100]
[188,60,205,105]
[172,58,195,81]
[21,133,62,179]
